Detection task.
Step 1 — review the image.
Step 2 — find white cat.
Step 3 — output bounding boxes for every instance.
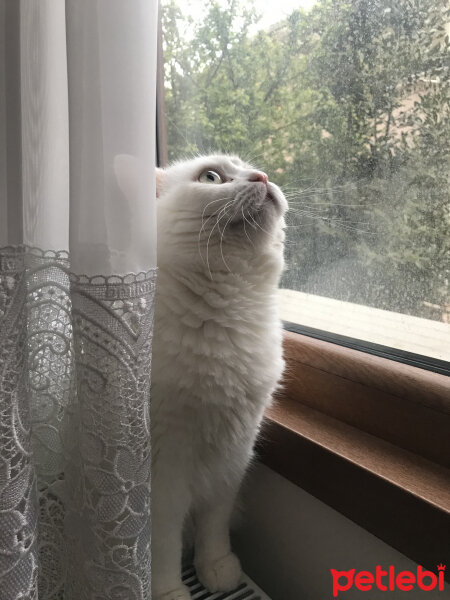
[151,155,287,600]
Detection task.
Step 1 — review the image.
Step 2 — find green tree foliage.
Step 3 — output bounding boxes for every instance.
[161,0,450,321]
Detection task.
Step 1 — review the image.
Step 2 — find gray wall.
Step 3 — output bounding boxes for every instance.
[233,463,449,600]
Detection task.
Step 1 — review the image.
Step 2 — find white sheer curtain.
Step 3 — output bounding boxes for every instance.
[0,1,158,598]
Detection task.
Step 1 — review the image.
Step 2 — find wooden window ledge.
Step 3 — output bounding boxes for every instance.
[259,331,450,575]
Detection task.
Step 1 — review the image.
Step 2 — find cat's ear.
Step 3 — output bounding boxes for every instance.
[156,167,165,198]
[114,154,164,200]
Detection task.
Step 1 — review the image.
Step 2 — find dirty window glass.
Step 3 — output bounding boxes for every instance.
[160,0,450,363]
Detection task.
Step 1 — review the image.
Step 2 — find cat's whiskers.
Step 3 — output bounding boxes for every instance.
[241,150,266,167]
[218,207,237,273]
[281,174,327,195]
[199,196,235,238]
[198,197,237,277]
[206,202,234,280]
[288,202,370,209]
[241,207,255,248]
[200,197,228,233]
[247,208,279,240]
[281,183,358,201]
[285,212,375,234]
[286,208,371,230]
[198,197,235,264]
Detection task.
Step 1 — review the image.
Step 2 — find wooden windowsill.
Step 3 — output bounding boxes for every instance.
[260,330,450,575]
[277,331,450,467]
[265,398,450,512]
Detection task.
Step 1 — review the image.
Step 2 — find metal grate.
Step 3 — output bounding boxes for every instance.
[182,566,272,600]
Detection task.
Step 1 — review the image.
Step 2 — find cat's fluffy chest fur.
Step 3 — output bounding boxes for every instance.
[152,265,284,496]
[149,155,287,600]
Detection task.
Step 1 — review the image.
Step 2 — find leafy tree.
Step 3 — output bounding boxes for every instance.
[161,0,450,321]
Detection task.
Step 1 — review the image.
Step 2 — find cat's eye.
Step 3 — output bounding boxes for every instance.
[198,169,223,184]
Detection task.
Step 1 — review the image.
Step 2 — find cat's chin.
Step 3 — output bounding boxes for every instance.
[265,183,287,215]
[266,189,275,202]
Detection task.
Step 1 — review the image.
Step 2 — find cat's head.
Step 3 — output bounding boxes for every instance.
[114,153,287,275]
[156,155,287,256]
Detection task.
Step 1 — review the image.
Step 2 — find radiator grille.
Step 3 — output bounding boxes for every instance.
[182,566,271,600]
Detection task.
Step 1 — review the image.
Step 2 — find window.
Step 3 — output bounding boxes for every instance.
[157,0,450,570]
[159,0,450,370]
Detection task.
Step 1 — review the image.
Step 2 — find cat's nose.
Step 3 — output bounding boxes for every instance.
[249,171,268,185]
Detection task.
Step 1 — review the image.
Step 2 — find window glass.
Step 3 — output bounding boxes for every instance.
[161,0,450,362]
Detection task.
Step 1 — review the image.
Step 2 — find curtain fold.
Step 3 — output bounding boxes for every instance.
[0,2,157,599]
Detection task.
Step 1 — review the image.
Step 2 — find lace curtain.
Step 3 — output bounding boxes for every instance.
[0,2,158,599]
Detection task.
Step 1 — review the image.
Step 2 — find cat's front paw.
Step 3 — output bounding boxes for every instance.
[154,583,191,600]
[196,552,242,593]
